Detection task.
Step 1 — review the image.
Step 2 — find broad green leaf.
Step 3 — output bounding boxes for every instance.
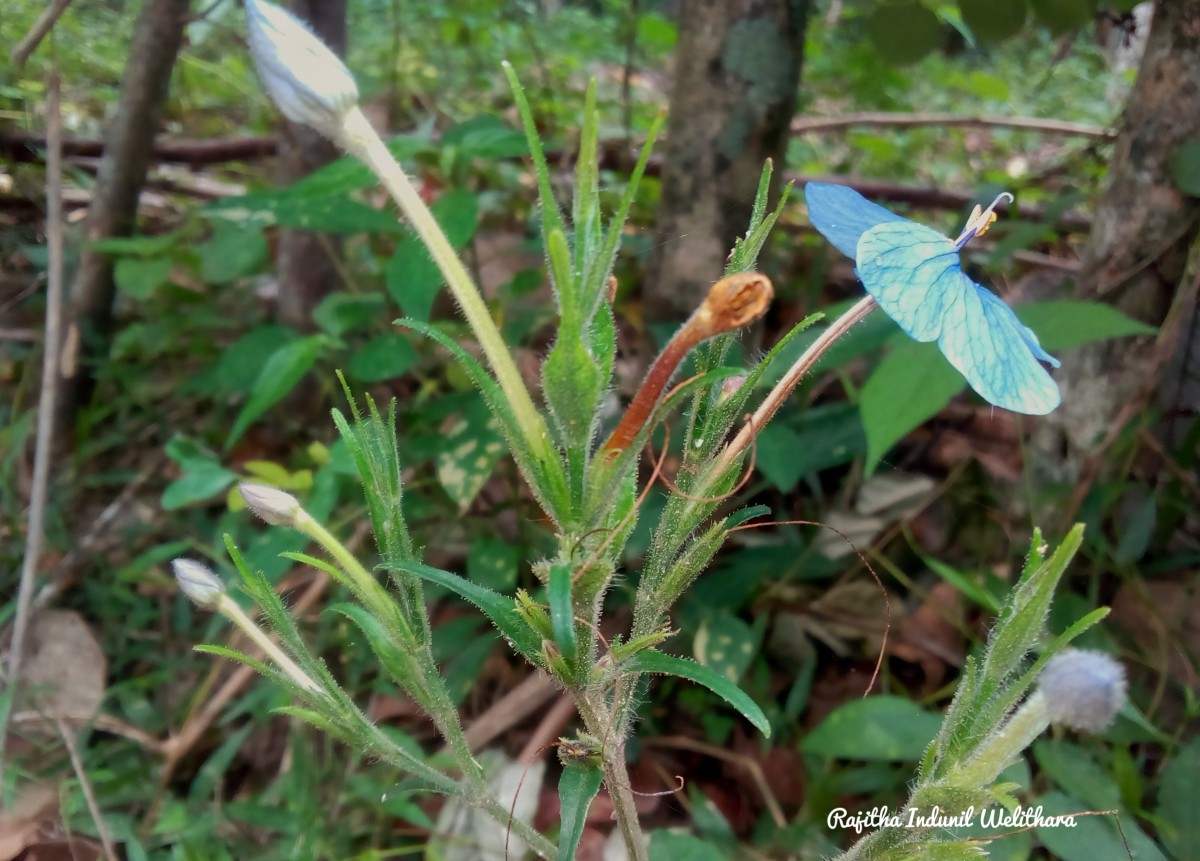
[467,536,519,592]
[636,13,677,52]
[801,696,941,760]
[442,630,496,706]
[270,196,403,234]
[441,114,528,160]
[1171,138,1200,196]
[386,560,542,664]
[1033,740,1119,810]
[625,650,770,738]
[1157,738,1200,861]
[1034,791,1166,861]
[313,292,386,337]
[693,611,762,683]
[215,326,298,395]
[1018,300,1155,351]
[548,561,577,666]
[1114,493,1156,564]
[867,2,942,65]
[114,257,173,299]
[860,340,966,471]
[754,424,808,492]
[1030,0,1098,35]
[960,0,1027,42]
[648,831,725,861]
[435,401,505,511]
[226,336,324,449]
[197,221,267,284]
[161,459,238,509]
[556,761,603,861]
[385,190,478,321]
[347,332,418,382]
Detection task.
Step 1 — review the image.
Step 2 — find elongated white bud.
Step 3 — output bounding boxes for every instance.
[172,559,226,609]
[245,0,358,137]
[239,482,303,527]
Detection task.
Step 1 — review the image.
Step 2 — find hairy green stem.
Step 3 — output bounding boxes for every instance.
[573,688,649,861]
[297,509,487,790]
[335,107,556,472]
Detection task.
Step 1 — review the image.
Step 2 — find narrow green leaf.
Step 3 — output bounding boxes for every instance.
[386,560,543,665]
[329,603,419,692]
[557,761,604,861]
[398,319,569,520]
[982,524,1084,691]
[193,644,274,679]
[624,650,770,738]
[502,63,567,248]
[549,562,577,666]
[227,336,324,449]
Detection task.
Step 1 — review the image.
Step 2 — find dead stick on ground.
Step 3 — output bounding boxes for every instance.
[11,0,75,67]
[517,694,577,765]
[57,717,120,861]
[0,70,65,787]
[791,111,1115,141]
[458,671,561,754]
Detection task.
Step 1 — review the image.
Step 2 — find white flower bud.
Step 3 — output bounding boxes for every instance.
[244,0,358,137]
[239,482,303,527]
[1038,648,1127,733]
[172,559,226,610]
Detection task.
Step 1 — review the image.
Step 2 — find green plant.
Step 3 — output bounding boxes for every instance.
[169,4,1135,859]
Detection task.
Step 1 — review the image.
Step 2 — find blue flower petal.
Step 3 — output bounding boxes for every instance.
[857,220,1060,415]
[805,182,905,259]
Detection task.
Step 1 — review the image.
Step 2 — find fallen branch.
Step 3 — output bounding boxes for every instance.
[791,111,1116,141]
[0,133,279,165]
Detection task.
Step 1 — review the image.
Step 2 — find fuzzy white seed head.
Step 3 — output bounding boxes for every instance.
[172,559,226,609]
[1038,648,1127,733]
[245,0,358,136]
[239,482,302,527]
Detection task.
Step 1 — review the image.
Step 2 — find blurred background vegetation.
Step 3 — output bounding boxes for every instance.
[1,1,1196,859]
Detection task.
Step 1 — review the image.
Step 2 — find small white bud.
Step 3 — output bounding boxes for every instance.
[244,0,359,137]
[239,482,302,527]
[173,559,226,610]
[1038,648,1127,733]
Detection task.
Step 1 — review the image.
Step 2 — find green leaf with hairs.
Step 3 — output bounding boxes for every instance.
[625,650,770,737]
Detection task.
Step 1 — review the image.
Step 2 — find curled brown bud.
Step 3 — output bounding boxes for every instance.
[693,273,774,338]
[600,272,774,457]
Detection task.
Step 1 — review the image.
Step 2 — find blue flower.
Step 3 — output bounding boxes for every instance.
[806,182,1060,415]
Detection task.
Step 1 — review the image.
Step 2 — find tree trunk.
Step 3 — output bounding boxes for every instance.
[647,0,809,322]
[275,0,348,330]
[1033,0,1200,484]
[56,0,191,444]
